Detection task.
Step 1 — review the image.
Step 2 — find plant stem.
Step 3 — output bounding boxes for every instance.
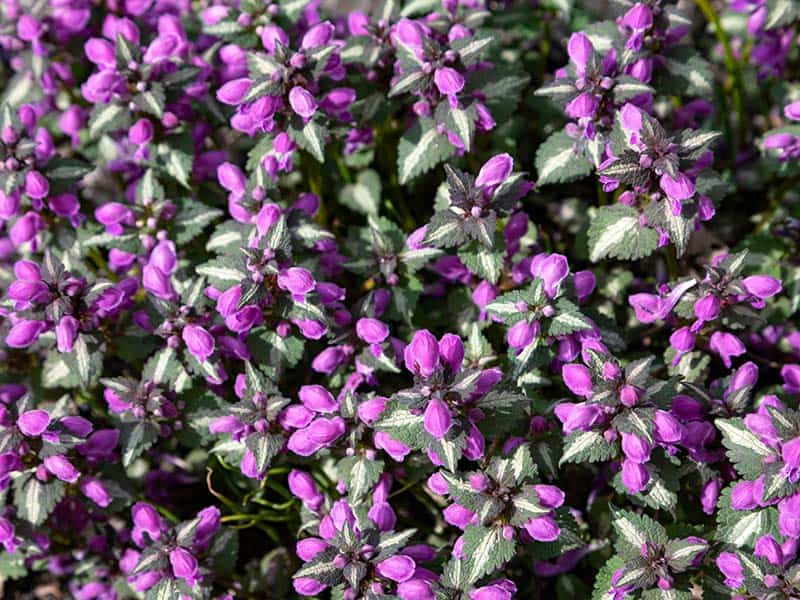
[694,0,746,157]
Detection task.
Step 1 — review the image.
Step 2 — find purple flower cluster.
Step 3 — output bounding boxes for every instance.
[1,0,800,598]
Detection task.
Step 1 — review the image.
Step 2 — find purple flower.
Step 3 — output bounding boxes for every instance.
[434,67,465,96]
[43,455,80,483]
[217,78,251,105]
[169,547,199,586]
[620,459,649,493]
[709,332,746,368]
[475,154,513,189]
[55,315,79,353]
[404,329,439,378]
[6,319,47,348]
[423,398,452,439]
[716,552,743,589]
[355,318,389,344]
[567,32,593,73]
[277,267,316,296]
[376,555,416,582]
[562,364,593,397]
[742,275,782,299]
[289,87,318,119]
[182,325,215,363]
[298,385,339,413]
[783,364,800,394]
[17,409,50,437]
[523,515,560,542]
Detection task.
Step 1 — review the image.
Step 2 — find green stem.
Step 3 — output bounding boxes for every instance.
[665,245,680,280]
[694,0,746,156]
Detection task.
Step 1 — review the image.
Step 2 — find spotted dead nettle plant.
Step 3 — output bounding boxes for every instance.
[1,0,800,598]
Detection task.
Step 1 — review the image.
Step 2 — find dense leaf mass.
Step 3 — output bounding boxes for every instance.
[0,0,800,598]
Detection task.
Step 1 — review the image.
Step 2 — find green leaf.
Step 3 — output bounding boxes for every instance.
[461,525,516,584]
[451,30,495,66]
[716,418,775,478]
[588,205,659,262]
[120,421,160,467]
[338,169,381,216]
[288,118,327,162]
[345,455,385,499]
[612,508,668,559]
[535,130,592,186]
[89,103,130,138]
[13,475,65,525]
[765,0,798,28]
[134,84,166,118]
[162,146,193,188]
[559,430,616,465]
[145,578,180,600]
[459,244,503,283]
[397,118,455,185]
[143,347,191,392]
[245,433,283,473]
[44,158,92,183]
[613,75,654,102]
[591,556,625,600]
[174,198,224,244]
[210,528,239,576]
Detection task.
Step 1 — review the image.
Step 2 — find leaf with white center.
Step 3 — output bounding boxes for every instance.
[511,493,549,525]
[548,299,593,336]
[588,205,658,262]
[144,347,178,385]
[424,209,468,248]
[197,259,247,288]
[665,538,709,571]
[459,244,503,283]
[134,86,165,118]
[174,199,223,244]
[288,118,327,162]
[397,118,455,185]
[89,103,130,138]
[535,130,592,186]
[560,430,616,465]
[293,549,341,584]
[13,476,65,525]
[612,508,667,559]
[120,421,159,467]
[279,0,311,21]
[534,79,577,102]
[145,578,180,600]
[719,509,770,547]
[510,444,537,483]
[716,418,774,478]
[451,31,495,66]
[245,433,283,473]
[338,169,381,217]
[388,69,428,98]
[376,529,417,560]
[765,0,798,28]
[247,52,280,79]
[444,104,476,151]
[462,526,516,584]
[347,455,384,500]
[73,335,93,388]
[679,129,722,155]
[613,75,654,102]
[163,146,193,188]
